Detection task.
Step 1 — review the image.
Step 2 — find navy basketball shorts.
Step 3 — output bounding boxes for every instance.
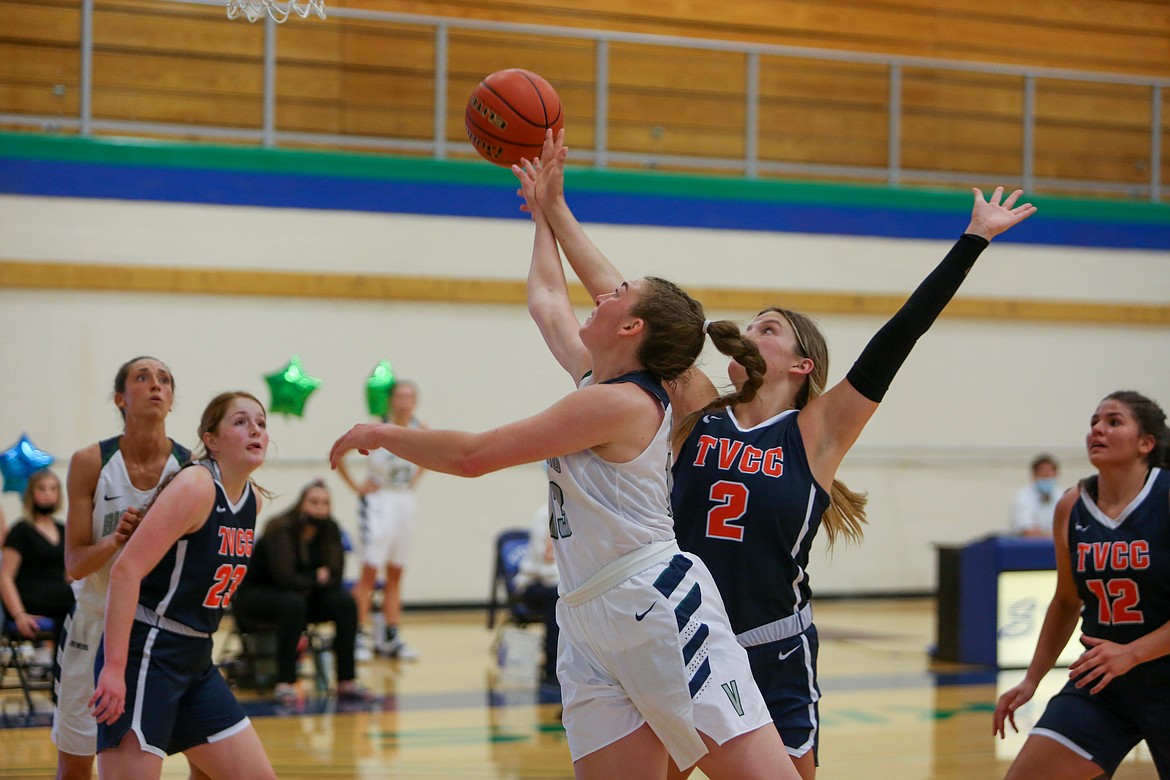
[1033,659,1170,776]
[744,625,821,762]
[96,621,248,757]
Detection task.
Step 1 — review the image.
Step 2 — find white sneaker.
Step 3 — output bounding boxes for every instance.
[378,637,419,661]
[354,632,373,663]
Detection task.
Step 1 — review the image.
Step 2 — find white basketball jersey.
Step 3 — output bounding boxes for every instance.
[547,372,676,593]
[73,437,189,615]
[368,417,421,488]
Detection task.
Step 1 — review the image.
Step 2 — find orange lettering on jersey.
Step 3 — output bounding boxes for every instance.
[717,439,744,470]
[1130,540,1150,569]
[1076,540,1151,572]
[762,447,784,477]
[693,435,718,466]
[738,445,763,474]
[216,527,255,558]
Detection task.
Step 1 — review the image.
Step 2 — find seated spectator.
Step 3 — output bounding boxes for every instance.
[514,504,559,687]
[1010,453,1062,538]
[0,469,74,642]
[232,478,367,704]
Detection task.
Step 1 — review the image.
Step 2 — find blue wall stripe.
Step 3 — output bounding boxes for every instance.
[1,156,1167,250]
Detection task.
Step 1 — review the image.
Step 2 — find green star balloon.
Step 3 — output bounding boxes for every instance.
[365,359,396,417]
[264,355,322,417]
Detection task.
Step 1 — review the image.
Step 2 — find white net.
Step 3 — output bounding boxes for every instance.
[226,0,325,23]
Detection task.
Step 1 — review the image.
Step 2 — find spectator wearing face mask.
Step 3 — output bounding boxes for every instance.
[1010,454,1063,539]
[231,479,369,705]
[1,469,74,639]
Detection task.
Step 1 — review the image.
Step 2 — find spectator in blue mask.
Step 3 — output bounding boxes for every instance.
[1010,453,1062,538]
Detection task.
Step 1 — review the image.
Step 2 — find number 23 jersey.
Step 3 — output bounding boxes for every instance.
[138,460,256,635]
[671,407,829,636]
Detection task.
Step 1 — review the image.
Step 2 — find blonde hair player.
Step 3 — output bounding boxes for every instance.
[332,160,800,780]
[90,392,275,780]
[516,128,1035,779]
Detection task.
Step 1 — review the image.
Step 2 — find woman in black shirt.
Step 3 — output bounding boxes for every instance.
[0,469,74,637]
[232,478,365,704]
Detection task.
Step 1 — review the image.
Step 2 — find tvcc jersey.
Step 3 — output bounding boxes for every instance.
[137,460,256,635]
[1069,467,1170,647]
[672,407,829,635]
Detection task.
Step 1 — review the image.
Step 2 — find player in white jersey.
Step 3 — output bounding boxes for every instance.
[330,160,798,780]
[520,129,1037,780]
[57,357,190,780]
[337,379,425,659]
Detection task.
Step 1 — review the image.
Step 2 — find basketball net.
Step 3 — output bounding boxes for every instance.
[226,0,325,23]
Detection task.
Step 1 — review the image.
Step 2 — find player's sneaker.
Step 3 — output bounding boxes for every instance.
[354,631,374,663]
[378,637,419,661]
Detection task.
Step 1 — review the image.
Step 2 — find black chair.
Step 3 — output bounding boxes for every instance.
[487,528,535,630]
[0,604,56,715]
[218,610,328,693]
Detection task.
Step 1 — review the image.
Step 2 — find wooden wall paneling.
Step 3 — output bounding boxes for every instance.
[1,0,80,44]
[92,1,260,57]
[0,44,79,88]
[0,83,81,115]
[353,0,1170,76]
[92,88,264,126]
[91,50,262,95]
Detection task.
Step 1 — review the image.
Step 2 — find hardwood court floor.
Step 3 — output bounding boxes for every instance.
[0,599,1160,779]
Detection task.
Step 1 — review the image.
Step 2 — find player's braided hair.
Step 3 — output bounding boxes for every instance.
[675,307,868,549]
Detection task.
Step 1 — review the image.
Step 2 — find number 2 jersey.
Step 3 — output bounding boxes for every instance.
[671,407,829,636]
[137,460,256,635]
[1069,467,1170,648]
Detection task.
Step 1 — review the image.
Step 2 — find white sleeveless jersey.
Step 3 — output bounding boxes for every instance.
[368,417,421,489]
[73,437,190,615]
[547,372,675,593]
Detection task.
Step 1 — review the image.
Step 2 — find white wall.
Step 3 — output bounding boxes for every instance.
[2,194,1168,602]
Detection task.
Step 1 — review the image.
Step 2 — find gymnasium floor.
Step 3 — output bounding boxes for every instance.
[0,598,1158,779]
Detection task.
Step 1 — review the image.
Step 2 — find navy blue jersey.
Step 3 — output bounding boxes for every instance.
[1069,467,1170,647]
[671,407,830,635]
[138,460,256,635]
[598,370,669,407]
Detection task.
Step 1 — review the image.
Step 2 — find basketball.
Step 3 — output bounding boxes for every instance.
[465,68,564,167]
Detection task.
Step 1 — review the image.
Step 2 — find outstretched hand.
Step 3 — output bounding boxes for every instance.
[533,128,568,208]
[512,156,540,217]
[965,186,1037,240]
[328,423,381,469]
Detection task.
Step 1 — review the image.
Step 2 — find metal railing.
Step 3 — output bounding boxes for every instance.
[2,0,1166,201]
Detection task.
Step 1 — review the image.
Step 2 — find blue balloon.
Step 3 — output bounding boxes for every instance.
[0,434,55,495]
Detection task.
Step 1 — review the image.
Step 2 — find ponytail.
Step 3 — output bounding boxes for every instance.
[824,479,867,548]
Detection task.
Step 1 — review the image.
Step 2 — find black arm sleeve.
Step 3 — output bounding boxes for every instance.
[845,233,989,403]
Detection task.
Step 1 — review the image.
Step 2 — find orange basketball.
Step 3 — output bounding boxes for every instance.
[465,69,564,167]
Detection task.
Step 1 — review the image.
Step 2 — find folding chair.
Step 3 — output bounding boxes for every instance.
[219,608,327,693]
[0,601,56,715]
[487,528,534,630]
